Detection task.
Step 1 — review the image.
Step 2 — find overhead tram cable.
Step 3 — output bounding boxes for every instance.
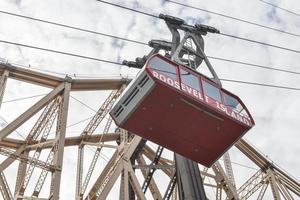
[8,44,300,77]
[0,39,122,66]
[258,0,300,18]
[219,32,300,54]
[165,0,300,37]
[1,11,300,74]
[6,40,300,76]
[96,0,300,54]
[206,56,300,75]
[1,39,300,92]
[1,57,135,78]
[220,78,300,91]
[0,10,147,46]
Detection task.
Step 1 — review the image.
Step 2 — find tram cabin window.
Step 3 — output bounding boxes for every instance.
[224,93,245,114]
[148,57,178,80]
[203,81,221,102]
[179,68,201,91]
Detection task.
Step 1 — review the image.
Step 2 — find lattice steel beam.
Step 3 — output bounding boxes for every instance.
[270,170,282,200]
[0,172,13,200]
[80,117,113,195]
[136,155,163,200]
[0,147,56,171]
[238,169,268,199]
[49,81,71,199]
[223,152,236,188]
[76,86,125,199]
[257,182,269,200]
[15,152,28,196]
[0,70,9,108]
[0,83,65,140]
[163,171,177,200]
[141,146,164,193]
[15,97,61,198]
[212,161,239,199]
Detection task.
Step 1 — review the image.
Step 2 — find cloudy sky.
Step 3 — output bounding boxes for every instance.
[0,0,299,199]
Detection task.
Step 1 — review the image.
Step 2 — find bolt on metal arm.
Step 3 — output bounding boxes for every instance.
[122,13,222,86]
[159,13,222,86]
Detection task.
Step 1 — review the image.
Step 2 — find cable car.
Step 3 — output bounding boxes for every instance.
[110,53,254,167]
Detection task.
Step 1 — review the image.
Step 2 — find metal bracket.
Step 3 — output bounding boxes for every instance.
[123,13,222,86]
[159,13,221,86]
[122,48,159,69]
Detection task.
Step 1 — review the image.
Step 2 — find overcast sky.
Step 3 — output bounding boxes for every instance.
[0,0,299,199]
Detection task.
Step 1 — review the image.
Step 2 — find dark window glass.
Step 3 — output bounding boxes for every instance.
[148,57,177,80]
[203,81,221,102]
[224,94,239,109]
[180,68,201,91]
[224,93,244,113]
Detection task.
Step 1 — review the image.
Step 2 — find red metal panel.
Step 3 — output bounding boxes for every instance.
[146,55,254,127]
[114,54,254,166]
[122,80,251,167]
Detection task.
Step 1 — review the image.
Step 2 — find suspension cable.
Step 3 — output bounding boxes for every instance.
[1,39,300,92]
[95,0,300,54]
[165,0,300,38]
[0,39,122,65]
[1,9,300,74]
[0,10,147,45]
[258,0,300,18]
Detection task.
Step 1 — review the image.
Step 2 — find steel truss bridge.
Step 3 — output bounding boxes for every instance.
[0,62,299,200]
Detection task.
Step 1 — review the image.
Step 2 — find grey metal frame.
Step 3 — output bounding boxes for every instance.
[110,70,155,126]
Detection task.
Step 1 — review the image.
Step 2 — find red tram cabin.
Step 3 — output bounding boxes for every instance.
[110,54,254,167]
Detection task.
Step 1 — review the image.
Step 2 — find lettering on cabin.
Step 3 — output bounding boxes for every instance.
[152,71,203,101]
[151,70,251,126]
[215,100,251,126]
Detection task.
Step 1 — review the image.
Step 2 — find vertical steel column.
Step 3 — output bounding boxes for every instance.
[0,172,13,200]
[163,171,177,200]
[223,152,236,188]
[75,146,84,200]
[136,155,162,200]
[123,169,130,200]
[119,169,130,200]
[277,180,294,200]
[269,170,282,200]
[14,151,28,196]
[49,80,71,200]
[126,161,147,200]
[216,184,222,200]
[257,182,269,200]
[0,70,9,109]
[0,70,11,200]
[175,154,206,200]
[212,161,239,199]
